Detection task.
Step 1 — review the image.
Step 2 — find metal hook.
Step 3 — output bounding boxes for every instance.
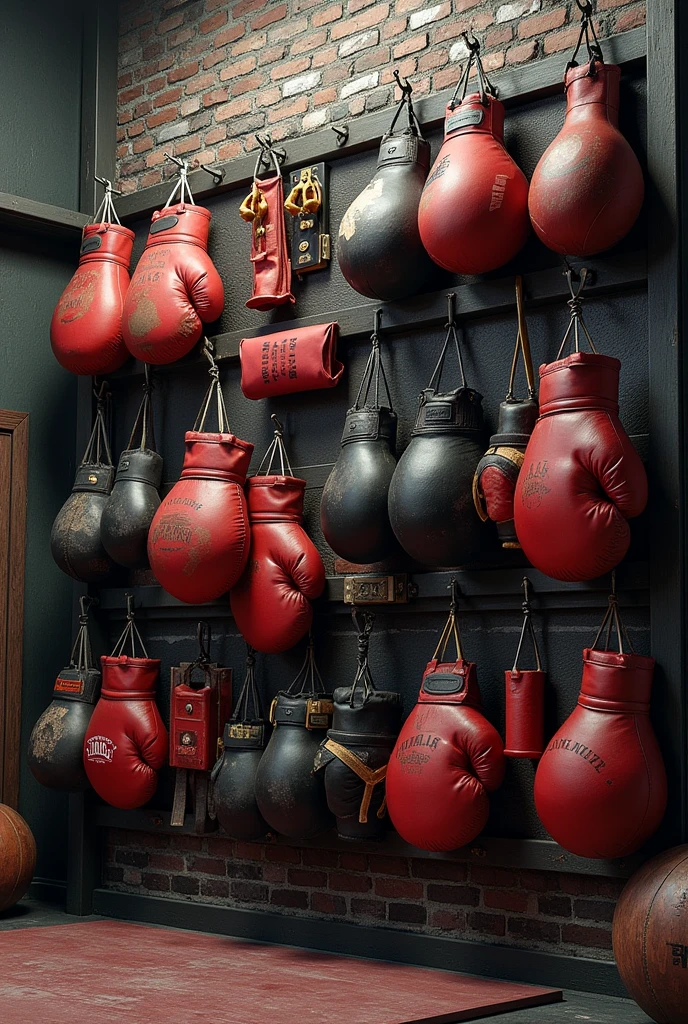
[270,413,284,437]
[331,124,349,147]
[373,308,383,340]
[446,292,456,328]
[202,336,220,378]
[393,68,413,97]
[575,0,594,13]
[193,161,225,184]
[521,576,532,615]
[94,175,123,197]
[448,577,459,614]
[125,593,135,621]
[78,594,97,623]
[610,569,617,597]
[196,620,212,663]
[93,379,109,405]
[461,30,482,54]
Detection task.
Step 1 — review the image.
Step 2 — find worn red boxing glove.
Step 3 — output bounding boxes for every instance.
[529,60,644,257]
[148,431,253,604]
[386,659,505,852]
[51,223,135,375]
[418,56,529,276]
[230,476,325,654]
[122,203,224,364]
[84,655,167,810]
[514,352,646,581]
[534,647,666,858]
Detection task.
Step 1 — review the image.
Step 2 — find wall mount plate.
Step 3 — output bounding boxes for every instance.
[287,161,330,275]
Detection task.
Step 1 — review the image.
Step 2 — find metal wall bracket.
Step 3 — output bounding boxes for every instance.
[343,574,417,605]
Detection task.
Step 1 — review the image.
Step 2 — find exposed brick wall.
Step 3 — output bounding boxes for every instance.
[116,0,647,193]
[105,828,624,960]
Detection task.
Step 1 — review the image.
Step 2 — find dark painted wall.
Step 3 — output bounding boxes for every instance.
[0,0,86,883]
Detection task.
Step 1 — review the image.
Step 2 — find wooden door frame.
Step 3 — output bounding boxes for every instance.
[0,410,28,809]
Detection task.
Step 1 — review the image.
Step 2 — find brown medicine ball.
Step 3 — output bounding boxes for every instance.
[0,804,36,912]
[613,845,688,1023]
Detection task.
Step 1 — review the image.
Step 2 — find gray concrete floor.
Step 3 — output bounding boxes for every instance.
[0,900,654,1022]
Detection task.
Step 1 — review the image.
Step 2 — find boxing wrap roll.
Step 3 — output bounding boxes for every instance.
[387,658,505,852]
[534,647,666,858]
[148,431,253,603]
[84,655,167,810]
[514,351,647,582]
[240,323,342,400]
[51,222,134,376]
[230,475,325,654]
[122,202,224,365]
[418,56,529,276]
[321,332,398,564]
[529,60,644,257]
[337,86,434,301]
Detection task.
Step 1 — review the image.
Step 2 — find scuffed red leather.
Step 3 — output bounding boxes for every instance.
[51,223,134,376]
[504,669,545,758]
[148,431,253,604]
[514,353,647,582]
[534,649,667,858]
[480,466,516,525]
[386,661,505,852]
[246,175,294,311]
[230,476,326,654]
[418,95,529,275]
[529,62,644,256]
[84,656,167,810]
[122,203,224,364]
[240,323,342,399]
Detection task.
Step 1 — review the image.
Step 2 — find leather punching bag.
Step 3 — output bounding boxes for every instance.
[337,80,434,301]
[101,368,162,569]
[51,385,115,583]
[473,277,538,549]
[418,38,529,276]
[211,647,271,841]
[240,142,294,311]
[534,592,667,859]
[314,610,402,840]
[321,324,398,564]
[388,311,488,566]
[528,17,643,257]
[254,638,334,840]
[28,597,100,792]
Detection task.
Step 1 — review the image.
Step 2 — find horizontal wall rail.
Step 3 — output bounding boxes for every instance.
[116,26,647,222]
[0,190,88,239]
[113,250,647,379]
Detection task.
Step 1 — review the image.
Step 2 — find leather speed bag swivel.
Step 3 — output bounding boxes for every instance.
[418,94,529,275]
[389,387,487,566]
[529,61,644,256]
[51,398,115,583]
[50,223,135,376]
[337,132,434,301]
[211,651,270,841]
[28,667,100,791]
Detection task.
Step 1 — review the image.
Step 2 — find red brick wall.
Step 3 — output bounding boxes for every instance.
[116,0,646,193]
[105,829,624,959]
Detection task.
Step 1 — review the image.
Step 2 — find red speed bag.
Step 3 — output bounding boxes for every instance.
[418,94,529,276]
[528,62,644,256]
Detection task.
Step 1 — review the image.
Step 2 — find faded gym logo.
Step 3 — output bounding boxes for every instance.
[521,461,551,509]
[85,735,117,763]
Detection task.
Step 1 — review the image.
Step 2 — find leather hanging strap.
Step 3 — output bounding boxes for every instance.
[591,572,634,655]
[322,738,388,823]
[432,578,464,664]
[506,276,536,401]
[512,577,542,672]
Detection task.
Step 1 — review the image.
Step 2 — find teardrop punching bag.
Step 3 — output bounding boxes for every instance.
[211,646,271,841]
[337,77,434,301]
[28,597,101,792]
[388,306,488,566]
[254,637,334,840]
[528,13,644,257]
[51,384,115,583]
[473,277,538,549]
[321,320,398,564]
[101,366,162,569]
[314,610,402,840]
[418,37,529,276]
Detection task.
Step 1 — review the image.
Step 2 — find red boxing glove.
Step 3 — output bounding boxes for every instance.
[122,203,224,365]
[514,353,647,582]
[240,323,342,400]
[529,62,644,257]
[230,476,325,654]
[148,431,253,604]
[51,223,135,376]
[534,649,667,858]
[418,94,529,275]
[243,174,294,311]
[84,655,167,810]
[386,660,505,852]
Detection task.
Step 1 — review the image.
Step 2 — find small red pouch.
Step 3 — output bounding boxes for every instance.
[240,322,343,400]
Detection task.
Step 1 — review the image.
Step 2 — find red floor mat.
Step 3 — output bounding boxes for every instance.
[0,919,561,1023]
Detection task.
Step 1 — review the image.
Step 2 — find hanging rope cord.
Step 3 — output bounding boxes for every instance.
[257,415,294,477]
[194,339,231,434]
[69,596,96,672]
[512,578,542,673]
[556,267,598,359]
[82,384,113,468]
[354,324,393,412]
[110,594,149,659]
